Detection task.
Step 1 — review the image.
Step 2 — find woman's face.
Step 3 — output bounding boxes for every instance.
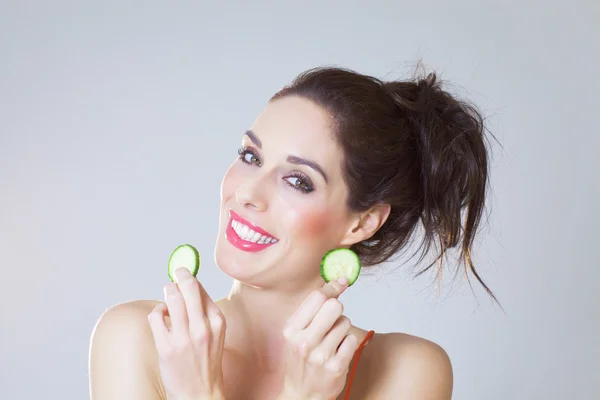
[214,95,359,289]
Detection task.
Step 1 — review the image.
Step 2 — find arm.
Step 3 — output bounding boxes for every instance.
[378,334,454,400]
[89,300,166,400]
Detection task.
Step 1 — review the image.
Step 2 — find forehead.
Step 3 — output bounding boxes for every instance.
[249,95,343,175]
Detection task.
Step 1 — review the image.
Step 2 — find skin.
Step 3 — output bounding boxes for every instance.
[89,95,454,400]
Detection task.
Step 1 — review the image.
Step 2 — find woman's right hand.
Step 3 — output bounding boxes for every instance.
[278,278,359,400]
[148,267,227,400]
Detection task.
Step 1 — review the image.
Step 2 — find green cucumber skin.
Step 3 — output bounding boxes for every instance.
[168,244,200,282]
[320,248,361,286]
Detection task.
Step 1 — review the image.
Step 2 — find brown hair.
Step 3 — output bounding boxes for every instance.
[270,65,499,304]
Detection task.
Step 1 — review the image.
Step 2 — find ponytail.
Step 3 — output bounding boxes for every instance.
[385,73,497,303]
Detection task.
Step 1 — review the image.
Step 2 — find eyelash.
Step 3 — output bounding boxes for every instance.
[237,146,315,194]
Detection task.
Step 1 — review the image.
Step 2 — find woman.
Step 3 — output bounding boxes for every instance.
[89,66,497,399]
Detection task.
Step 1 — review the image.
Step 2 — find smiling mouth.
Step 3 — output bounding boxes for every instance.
[230,219,278,244]
[226,210,278,252]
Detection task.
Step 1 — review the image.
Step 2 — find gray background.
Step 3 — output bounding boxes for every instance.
[1,1,598,399]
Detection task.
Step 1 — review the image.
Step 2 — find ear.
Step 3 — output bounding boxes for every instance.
[339,203,391,246]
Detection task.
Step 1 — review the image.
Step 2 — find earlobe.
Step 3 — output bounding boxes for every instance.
[340,203,391,246]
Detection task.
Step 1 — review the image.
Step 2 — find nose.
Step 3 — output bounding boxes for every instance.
[235,179,268,212]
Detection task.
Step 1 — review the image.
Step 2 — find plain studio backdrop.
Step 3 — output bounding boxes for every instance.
[1,1,598,399]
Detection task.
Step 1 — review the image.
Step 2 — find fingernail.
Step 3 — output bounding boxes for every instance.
[337,277,348,286]
[175,267,190,281]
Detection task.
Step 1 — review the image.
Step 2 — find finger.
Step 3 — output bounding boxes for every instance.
[309,315,351,364]
[194,281,227,353]
[326,333,359,375]
[148,302,170,350]
[304,298,344,342]
[207,309,227,358]
[282,298,342,359]
[284,279,348,335]
[163,282,189,338]
[318,277,349,299]
[284,291,327,335]
[195,275,221,316]
[174,268,208,340]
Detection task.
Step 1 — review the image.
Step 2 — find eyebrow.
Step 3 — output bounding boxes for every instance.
[244,130,328,183]
[245,130,262,148]
[287,155,329,183]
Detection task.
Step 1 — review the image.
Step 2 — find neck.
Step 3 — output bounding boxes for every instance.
[220,276,324,371]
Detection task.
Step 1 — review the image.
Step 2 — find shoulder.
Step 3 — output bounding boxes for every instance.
[89,300,166,399]
[368,331,453,399]
[91,300,160,346]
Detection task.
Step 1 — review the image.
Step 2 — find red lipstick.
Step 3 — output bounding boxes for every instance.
[226,210,278,252]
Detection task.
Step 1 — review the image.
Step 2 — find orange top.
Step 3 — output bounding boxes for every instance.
[343,330,375,400]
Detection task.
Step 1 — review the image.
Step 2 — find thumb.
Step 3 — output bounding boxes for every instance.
[319,276,349,299]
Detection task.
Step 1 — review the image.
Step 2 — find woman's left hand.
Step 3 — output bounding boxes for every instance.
[278,278,359,400]
[148,268,227,400]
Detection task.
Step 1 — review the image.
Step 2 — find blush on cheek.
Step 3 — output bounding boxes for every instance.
[288,204,336,236]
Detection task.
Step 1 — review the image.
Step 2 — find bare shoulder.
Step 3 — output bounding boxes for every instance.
[91,299,161,346]
[94,299,160,324]
[363,331,453,399]
[89,300,165,399]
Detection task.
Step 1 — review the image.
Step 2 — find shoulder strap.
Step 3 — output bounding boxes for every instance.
[343,330,375,400]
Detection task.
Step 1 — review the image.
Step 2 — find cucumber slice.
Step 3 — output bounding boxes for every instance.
[320,248,361,286]
[168,244,200,282]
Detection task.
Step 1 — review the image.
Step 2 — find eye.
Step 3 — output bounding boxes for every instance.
[237,146,261,166]
[285,173,314,194]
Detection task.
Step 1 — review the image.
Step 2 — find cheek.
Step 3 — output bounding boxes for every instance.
[285,202,340,238]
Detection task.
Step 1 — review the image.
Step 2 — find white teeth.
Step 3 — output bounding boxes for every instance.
[231,219,277,244]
